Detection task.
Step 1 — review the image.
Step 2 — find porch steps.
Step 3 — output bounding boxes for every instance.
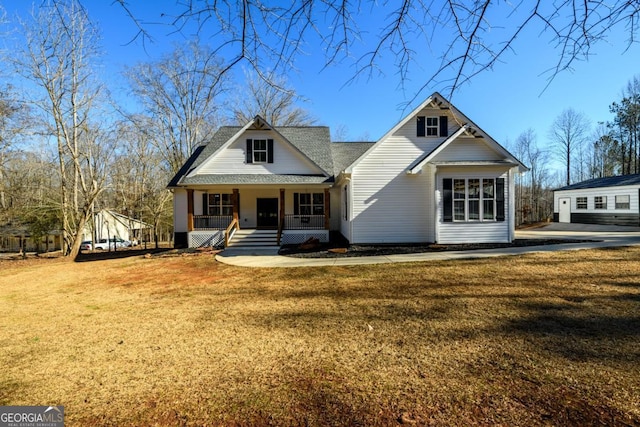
[227,229,279,248]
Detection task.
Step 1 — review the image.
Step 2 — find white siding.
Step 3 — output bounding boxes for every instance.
[350,109,445,243]
[340,182,351,241]
[173,189,188,233]
[329,187,341,231]
[436,167,512,244]
[349,105,512,244]
[431,136,503,162]
[197,130,324,175]
[554,185,640,214]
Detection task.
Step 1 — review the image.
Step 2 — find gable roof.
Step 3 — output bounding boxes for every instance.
[555,174,640,191]
[407,124,525,174]
[168,117,334,187]
[97,209,152,229]
[345,92,527,174]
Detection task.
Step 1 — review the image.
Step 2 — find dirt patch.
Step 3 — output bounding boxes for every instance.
[279,238,598,258]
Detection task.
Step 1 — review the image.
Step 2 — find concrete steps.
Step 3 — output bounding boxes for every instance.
[227,229,279,248]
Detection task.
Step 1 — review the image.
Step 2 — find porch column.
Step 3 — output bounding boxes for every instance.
[278,189,285,245]
[324,188,330,230]
[279,189,285,229]
[187,189,194,232]
[232,188,239,224]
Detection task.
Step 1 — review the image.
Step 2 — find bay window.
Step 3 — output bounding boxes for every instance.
[443,177,504,223]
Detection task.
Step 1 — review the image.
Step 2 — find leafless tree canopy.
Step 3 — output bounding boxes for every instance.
[115,0,640,97]
[232,71,315,126]
[549,108,591,186]
[125,41,229,174]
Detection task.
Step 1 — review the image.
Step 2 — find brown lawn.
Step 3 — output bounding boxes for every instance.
[1,248,639,426]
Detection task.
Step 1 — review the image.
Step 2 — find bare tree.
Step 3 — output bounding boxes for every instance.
[513,129,551,223]
[113,1,640,98]
[107,117,172,248]
[331,124,350,142]
[233,70,315,126]
[549,109,590,186]
[125,40,229,175]
[14,0,115,258]
[0,86,28,217]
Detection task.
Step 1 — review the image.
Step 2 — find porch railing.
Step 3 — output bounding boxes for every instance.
[284,214,325,230]
[193,215,233,230]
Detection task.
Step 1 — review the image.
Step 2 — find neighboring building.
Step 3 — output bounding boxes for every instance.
[553,174,640,226]
[0,224,62,253]
[83,209,152,243]
[168,92,528,248]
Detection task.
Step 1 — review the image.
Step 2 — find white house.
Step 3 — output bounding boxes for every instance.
[82,209,151,243]
[553,175,640,226]
[168,92,528,248]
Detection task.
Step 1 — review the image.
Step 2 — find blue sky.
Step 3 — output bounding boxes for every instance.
[4,1,640,173]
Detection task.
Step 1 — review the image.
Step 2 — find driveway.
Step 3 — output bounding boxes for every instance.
[215,223,640,268]
[517,222,640,242]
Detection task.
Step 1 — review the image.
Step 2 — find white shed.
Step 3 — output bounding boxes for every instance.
[83,209,152,243]
[553,174,640,226]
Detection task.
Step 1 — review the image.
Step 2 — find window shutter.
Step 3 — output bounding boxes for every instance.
[202,193,208,215]
[293,193,299,215]
[246,139,253,163]
[417,116,425,137]
[439,116,448,137]
[496,178,505,222]
[267,139,274,163]
[443,179,453,222]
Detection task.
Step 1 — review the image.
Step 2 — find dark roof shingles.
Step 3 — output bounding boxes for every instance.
[556,174,640,191]
[169,125,371,187]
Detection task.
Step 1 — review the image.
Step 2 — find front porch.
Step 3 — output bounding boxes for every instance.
[184,187,331,248]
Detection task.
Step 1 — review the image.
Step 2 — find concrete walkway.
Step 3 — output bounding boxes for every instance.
[214,223,640,268]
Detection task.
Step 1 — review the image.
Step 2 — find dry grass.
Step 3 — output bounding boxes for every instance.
[1,248,639,426]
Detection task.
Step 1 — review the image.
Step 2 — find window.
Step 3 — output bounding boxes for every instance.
[615,195,630,209]
[246,138,273,163]
[446,178,499,222]
[426,117,439,136]
[576,197,587,209]
[294,192,324,215]
[252,139,268,163]
[206,193,233,216]
[453,179,466,221]
[417,115,448,137]
[482,179,495,220]
[468,179,480,220]
[594,196,607,209]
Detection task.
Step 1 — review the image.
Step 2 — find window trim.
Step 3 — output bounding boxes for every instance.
[576,197,587,210]
[294,192,324,216]
[615,194,630,210]
[594,196,607,210]
[252,139,268,163]
[206,193,233,216]
[426,117,439,136]
[448,178,498,223]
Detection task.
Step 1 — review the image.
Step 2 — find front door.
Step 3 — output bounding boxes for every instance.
[558,197,571,223]
[257,198,279,228]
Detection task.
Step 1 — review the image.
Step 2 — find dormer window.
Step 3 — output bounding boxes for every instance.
[246,138,274,163]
